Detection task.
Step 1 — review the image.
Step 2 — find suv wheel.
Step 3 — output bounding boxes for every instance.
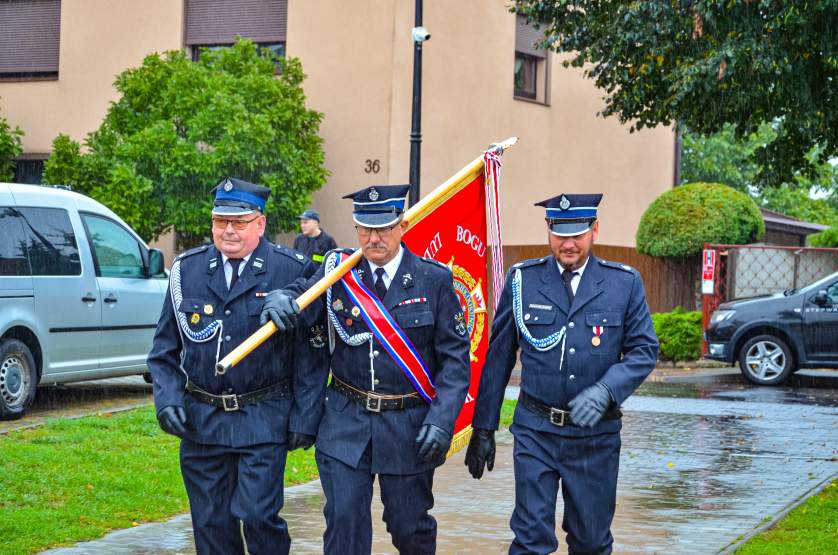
[738,334,795,386]
[0,339,38,420]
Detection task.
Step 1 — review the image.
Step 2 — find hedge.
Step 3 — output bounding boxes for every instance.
[651,307,702,362]
[637,182,764,258]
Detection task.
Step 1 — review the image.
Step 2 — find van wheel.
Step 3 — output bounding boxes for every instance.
[0,339,38,420]
[738,334,795,386]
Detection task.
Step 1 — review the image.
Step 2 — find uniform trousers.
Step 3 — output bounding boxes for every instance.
[509,423,621,555]
[316,445,437,555]
[180,438,290,555]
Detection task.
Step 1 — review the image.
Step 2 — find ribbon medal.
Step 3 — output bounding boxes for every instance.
[592,325,603,347]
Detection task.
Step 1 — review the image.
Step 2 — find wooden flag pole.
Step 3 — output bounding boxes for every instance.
[215,137,518,374]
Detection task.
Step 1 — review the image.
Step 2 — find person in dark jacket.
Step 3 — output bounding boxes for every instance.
[260,185,471,555]
[293,208,337,265]
[465,193,659,555]
[147,177,327,555]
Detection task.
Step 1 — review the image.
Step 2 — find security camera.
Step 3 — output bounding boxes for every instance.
[412,26,431,42]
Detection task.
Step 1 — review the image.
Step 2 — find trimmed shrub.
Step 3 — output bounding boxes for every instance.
[637,183,765,258]
[809,223,838,248]
[652,307,702,362]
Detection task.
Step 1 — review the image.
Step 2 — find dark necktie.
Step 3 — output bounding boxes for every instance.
[228,258,242,290]
[562,269,577,305]
[374,267,388,299]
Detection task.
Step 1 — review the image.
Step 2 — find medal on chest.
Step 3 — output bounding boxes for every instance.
[592,325,603,347]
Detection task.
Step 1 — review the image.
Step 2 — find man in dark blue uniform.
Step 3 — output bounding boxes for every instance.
[147,177,326,555]
[261,185,471,555]
[465,193,659,555]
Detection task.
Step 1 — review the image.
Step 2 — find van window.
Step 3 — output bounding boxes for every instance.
[82,214,144,278]
[0,207,32,276]
[14,207,81,276]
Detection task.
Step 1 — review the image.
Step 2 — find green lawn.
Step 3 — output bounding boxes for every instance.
[735,480,837,554]
[1,400,517,555]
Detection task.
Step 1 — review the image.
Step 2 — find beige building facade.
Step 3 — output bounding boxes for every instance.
[1,0,674,261]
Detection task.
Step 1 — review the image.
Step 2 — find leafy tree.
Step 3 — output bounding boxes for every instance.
[43,39,327,247]
[0,104,23,182]
[513,1,838,185]
[637,183,764,258]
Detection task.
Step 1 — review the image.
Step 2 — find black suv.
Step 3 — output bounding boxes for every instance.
[704,270,838,385]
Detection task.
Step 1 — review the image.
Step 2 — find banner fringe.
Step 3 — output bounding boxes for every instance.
[446,424,473,458]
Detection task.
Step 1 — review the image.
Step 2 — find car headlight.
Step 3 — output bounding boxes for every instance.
[710,309,736,325]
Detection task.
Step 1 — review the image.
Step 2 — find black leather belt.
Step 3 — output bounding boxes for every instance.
[519,390,622,427]
[186,379,290,412]
[331,376,424,412]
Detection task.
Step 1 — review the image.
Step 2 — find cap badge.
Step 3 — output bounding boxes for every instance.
[223,180,233,192]
[368,188,379,201]
[559,195,571,210]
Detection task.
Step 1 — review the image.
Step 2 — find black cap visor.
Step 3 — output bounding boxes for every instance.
[547,217,595,237]
[212,200,257,216]
[353,210,403,228]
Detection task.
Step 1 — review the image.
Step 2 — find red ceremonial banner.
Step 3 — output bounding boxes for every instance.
[403,173,489,447]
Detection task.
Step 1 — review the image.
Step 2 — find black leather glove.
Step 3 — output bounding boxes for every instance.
[568,382,612,428]
[287,432,315,451]
[464,428,496,479]
[259,289,300,332]
[415,424,452,464]
[157,405,190,437]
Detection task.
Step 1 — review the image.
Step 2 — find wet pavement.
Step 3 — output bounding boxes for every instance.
[42,378,838,555]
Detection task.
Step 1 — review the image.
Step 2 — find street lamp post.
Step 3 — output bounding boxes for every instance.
[408,0,430,206]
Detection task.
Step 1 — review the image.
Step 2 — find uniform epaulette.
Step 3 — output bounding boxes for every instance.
[421,257,451,271]
[598,259,636,274]
[175,244,209,262]
[512,256,550,270]
[273,244,308,265]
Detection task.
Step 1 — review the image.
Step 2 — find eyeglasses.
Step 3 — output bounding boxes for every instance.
[212,215,261,231]
[355,224,397,238]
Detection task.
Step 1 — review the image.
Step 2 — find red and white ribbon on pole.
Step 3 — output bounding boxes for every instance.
[484,150,505,311]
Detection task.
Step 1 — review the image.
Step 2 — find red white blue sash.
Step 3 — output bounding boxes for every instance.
[336,253,436,403]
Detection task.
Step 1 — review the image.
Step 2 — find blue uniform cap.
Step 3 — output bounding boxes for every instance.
[298,209,320,222]
[343,185,411,228]
[211,177,270,216]
[535,193,602,237]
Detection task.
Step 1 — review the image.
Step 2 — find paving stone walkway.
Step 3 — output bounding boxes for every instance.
[43,384,838,554]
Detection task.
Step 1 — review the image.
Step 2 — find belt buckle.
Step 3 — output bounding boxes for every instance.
[222,394,240,412]
[549,407,567,426]
[365,394,382,413]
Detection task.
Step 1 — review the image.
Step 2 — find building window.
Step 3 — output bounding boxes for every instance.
[514,53,538,100]
[185,0,287,71]
[14,156,48,185]
[514,15,550,104]
[192,42,285,72]
[0,0,61,81]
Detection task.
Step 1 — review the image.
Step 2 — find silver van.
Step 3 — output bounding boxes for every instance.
[0,183,167,419]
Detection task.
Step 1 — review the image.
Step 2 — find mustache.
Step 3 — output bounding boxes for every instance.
[364,242,387,250]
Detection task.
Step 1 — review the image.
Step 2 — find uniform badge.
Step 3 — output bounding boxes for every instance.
[351,306,361,318]
[559,195,571,210]
[223,179,233,192]
[401,272,413,288]
[345,318,354,327]
[368,188,379,201]
[592,325,603,347]
[454,312,468,337]
[333,299,344,312]
[203,304,214,315]
[309,325,326,349]
[190,313,201,325]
